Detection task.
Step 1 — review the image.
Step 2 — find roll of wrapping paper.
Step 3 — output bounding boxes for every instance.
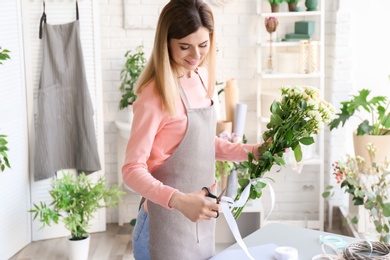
[224,78,239,128]
[233,103,247,138]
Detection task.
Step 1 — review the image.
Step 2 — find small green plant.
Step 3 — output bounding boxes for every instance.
[0,135,10,172]
[269,0,284,4]
[29,172,125,240]
[329,89,390,136]
[119,45,147,109]
[0,47,10,64]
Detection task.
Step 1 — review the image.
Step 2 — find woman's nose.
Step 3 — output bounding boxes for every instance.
[190,47,200,59]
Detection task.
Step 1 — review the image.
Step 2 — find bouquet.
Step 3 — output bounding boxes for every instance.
[323,143,390,243]
[232,85,335,219]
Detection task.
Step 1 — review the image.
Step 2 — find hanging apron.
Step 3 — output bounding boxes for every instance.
[34,2,101,181]
[148,72,217,260]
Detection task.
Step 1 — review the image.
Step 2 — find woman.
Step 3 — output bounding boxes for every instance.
[122,0,266,259]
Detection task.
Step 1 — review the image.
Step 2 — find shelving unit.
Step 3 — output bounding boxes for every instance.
[256,0,325,231]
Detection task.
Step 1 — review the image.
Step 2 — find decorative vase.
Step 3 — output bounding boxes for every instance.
[305,0,318,11]
[67,235,90,260]
[353,130,390,167]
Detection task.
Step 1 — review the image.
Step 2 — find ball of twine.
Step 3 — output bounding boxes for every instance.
[343,241,390,259]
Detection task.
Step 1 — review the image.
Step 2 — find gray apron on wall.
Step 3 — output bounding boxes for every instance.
[148,73,217,260]
[34,3,101,181]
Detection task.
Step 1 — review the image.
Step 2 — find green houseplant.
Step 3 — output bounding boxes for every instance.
[329,88,390,164]
[329,89,390,136]
[30,172,125,240]
[285,0,299,11]
[0,47,11,172]
[119,45,147,110]
[269,0,284,12]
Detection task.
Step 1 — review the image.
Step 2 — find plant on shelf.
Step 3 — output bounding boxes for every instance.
[268,0,284,12]
[30,172,125,240]
[329,89,390,136]
[0,47,11,172]
[322,143,390,243]
[285,0,299,11]
[119,45,147,110]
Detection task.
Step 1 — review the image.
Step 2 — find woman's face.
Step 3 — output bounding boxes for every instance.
[169,27,210,77]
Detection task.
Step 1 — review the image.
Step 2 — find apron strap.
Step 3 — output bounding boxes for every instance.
[39,0,47,39]
[76,0,79,20]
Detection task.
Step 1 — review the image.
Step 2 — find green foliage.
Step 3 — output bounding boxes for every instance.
[29,172,125,240]
[269,0,284,4]
[0,134,11,172]
[231,85,334,219]
[215,161,234,182]
[0,47,10,64]
[119,45,147,109]
[285,0,299,3]
[329,89,390,135]
[322,146,390,243]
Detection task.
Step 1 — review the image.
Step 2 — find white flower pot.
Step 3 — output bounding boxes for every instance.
[116,105,134,125]
[67,235,90,260]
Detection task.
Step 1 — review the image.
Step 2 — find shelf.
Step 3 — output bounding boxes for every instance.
[258,41,321,47]
[259,71,322,79]
[260,11,321,18]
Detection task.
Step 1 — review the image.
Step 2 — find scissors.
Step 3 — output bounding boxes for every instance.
[202,187,227,218]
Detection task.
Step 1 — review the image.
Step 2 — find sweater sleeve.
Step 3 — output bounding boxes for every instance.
[121,84,177,209]
[215,136,254,162]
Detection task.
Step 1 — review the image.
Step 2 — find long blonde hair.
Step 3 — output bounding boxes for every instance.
[135,0,216,117]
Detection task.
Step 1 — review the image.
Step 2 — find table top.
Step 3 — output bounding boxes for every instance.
[214,223,358,260]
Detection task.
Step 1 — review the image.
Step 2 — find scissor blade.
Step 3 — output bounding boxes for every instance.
[216,188,226,203]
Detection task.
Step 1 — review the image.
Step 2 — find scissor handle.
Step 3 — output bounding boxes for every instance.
[202,187,217,199]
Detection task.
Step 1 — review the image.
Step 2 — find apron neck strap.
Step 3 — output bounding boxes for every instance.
[76,0,79,20]
[39,1,47,39]
[38,0,79,39]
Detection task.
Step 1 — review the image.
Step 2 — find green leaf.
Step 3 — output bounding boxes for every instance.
[382,202,390,217]
[322,191,331,199]
[270,114,283,127]
[356,120,374,135]
[299,137,314,145]
[293,144,302,162]
[351,215,359,224]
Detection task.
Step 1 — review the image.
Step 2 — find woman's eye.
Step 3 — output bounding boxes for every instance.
[180,46,190,50]
[199,44,208,48]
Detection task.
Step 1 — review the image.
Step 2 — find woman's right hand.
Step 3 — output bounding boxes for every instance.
[168,187,221,222]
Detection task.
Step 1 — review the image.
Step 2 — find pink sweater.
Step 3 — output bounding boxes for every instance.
[122,68,254,209]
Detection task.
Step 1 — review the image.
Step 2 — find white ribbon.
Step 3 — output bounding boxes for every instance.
[311,243,344,260]
[219,178,275,260]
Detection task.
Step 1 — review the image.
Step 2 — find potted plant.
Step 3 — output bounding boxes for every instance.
[285,0,299,11]
[329,88,390,164]
[322,143,390,242]
[269,0,284,12]
[29,172,125,260]
[0,47,11,172]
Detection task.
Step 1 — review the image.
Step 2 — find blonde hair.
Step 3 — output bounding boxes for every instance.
[135,0,216,117]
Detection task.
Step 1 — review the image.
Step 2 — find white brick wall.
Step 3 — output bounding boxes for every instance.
[99,0,354,225]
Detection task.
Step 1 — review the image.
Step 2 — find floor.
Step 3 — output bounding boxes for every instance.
[10,218,346,260]
[10,224,134,260]
[10,223,233,260]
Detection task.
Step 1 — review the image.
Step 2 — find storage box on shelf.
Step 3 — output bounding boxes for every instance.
[256,0,325,230]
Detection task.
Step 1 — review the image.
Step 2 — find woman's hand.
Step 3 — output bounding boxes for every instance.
[252,137,272,160]
[168,184,221,222]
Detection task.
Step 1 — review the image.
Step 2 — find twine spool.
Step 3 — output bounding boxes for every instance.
[299,40,319,74]
[343,241,390,259]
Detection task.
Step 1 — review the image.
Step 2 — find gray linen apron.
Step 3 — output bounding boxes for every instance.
[34,4,101,181]
[148,73,217,260]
